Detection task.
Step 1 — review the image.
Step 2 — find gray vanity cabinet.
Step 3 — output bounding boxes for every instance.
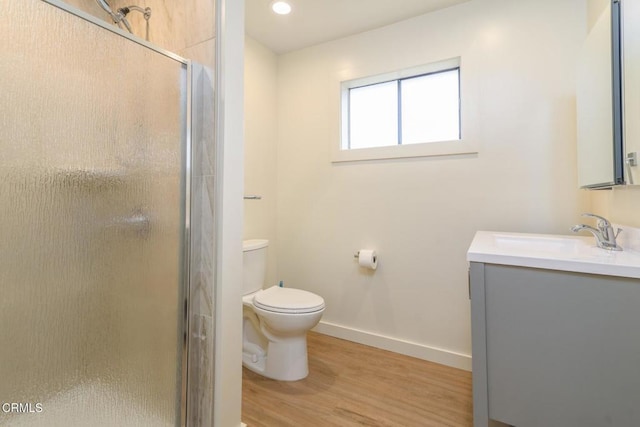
[470,262,640,427]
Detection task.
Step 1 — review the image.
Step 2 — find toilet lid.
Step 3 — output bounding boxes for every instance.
[253,286,325,314]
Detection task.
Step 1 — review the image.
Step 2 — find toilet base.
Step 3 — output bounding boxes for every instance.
[243,334,309,381]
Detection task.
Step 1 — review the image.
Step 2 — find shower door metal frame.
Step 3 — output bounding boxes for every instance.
[39,2,194,425]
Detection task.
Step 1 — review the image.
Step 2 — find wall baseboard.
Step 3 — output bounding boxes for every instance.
[313,321,471,371]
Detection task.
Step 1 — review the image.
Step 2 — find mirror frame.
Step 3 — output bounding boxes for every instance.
[611,0,624,188]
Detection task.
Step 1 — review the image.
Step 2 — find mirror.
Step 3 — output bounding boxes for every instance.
[577,0,623,188]
[577,0,639,188]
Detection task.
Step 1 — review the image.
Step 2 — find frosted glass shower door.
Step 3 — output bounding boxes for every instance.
[1,1,187,426]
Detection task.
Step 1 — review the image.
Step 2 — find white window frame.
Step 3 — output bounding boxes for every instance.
[333,57,477,163]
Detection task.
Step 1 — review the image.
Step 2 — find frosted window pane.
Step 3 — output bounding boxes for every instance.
[349,81,398,149]
[401,69,460,144]
[1,1,185,425]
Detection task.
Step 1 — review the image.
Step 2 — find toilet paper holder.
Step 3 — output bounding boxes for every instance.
[353,250,376,261]
[354,249,378,270]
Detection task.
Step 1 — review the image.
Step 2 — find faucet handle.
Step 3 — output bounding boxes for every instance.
[581,213,612,230]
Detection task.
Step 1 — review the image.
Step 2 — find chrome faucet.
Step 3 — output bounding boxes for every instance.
[571,213,623,251]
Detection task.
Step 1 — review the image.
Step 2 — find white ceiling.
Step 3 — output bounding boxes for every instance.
[245,0,471,54]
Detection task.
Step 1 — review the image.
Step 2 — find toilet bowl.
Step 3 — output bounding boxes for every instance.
[242,239,325,381]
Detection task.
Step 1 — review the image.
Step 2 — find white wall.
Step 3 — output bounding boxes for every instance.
[587,0,609,29]
[244,36,279,288]
[274,0,589,369]
[214,0,244,426]
[592,188,640,227]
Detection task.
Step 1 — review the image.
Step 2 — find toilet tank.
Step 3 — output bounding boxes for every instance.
[242,239,268,295]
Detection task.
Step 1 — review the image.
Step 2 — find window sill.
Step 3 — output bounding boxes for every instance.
[331,139,477,163]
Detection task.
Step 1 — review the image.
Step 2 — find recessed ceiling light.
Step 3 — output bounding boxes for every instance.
[271,1,292,15]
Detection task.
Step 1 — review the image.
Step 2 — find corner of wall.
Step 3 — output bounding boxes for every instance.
[243,36,280,287]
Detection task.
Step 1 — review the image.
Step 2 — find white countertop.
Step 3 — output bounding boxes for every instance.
[467,231,640,279]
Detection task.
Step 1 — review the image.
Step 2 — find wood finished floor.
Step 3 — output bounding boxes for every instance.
[242,332,473,427]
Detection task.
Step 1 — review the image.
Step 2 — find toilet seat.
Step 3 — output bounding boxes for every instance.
[253,286,325,314]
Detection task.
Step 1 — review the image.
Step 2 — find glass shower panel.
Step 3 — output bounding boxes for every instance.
[1,1,186,426]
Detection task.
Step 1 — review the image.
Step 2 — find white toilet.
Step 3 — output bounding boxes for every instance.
[242,239,325,381]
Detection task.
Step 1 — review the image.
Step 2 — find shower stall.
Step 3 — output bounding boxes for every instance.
[0,1,215,425]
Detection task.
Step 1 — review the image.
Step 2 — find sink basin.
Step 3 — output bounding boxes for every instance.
[467,231,640,279]
[492,233,581,253]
